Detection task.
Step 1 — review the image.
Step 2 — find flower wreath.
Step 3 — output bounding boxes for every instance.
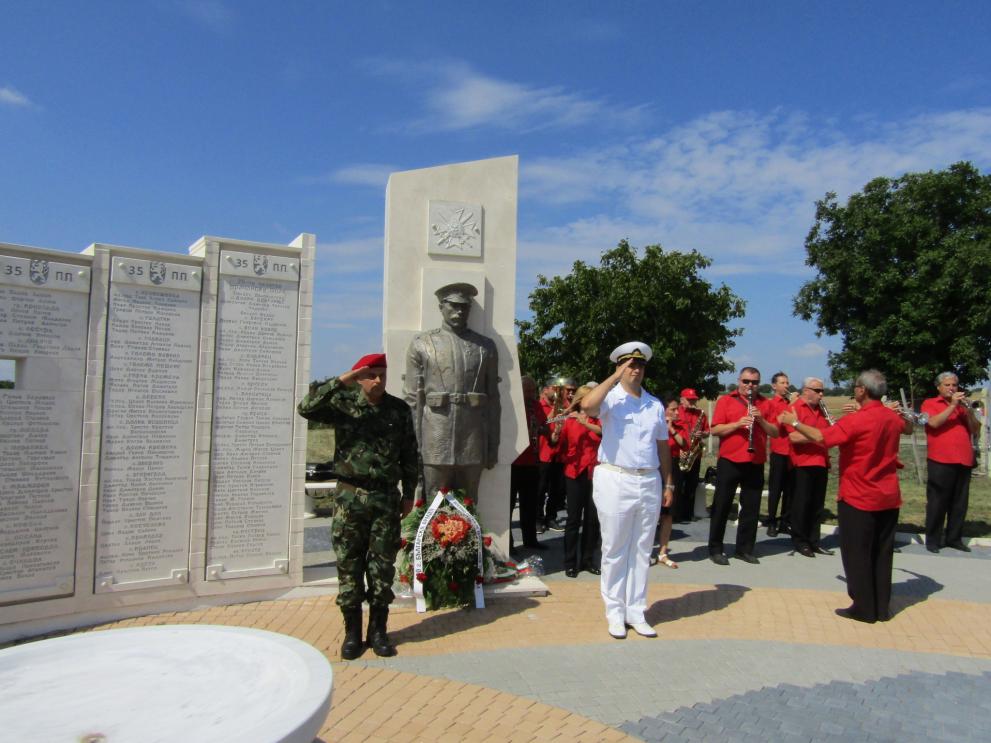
[396,488,496,610]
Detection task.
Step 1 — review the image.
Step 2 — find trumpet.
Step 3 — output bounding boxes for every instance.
[887,392,929,426]
[819,399,835,426]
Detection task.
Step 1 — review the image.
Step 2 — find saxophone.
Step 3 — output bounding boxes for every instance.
[678,407,706,472]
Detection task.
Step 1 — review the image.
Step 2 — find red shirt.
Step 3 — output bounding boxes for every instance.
[821,400,904,511]
[921,397,974,466]
[667,418,687,459]
[764,394,793,456]
[513,398,547,467]
[537,397,560,463]
[559,415,601,479]
[788,399,830,468]
[712,390,774,464]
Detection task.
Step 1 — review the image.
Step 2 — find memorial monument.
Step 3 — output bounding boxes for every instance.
[383,156,528,553]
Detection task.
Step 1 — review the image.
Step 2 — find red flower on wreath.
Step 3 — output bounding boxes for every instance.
[399,574,409,584]
[448,581,459,592]
[440,486,450,494]
[400,537,408,548]
[431,513,471,547]
[414,499,425,508]
[483,536,492,547]
[463,497,474,508]
[475,575,484,585]
[416,572,427,583]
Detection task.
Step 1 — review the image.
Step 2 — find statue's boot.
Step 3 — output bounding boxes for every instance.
[340,608,365,660]
[367,606,397,657]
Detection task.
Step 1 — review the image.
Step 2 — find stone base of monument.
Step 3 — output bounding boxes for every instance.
[0,625,333,743]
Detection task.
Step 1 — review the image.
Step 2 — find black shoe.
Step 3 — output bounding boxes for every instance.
[733,552,760,564]
[797,545,815,558]
[778,523,791,535]
[340,608,365,660]
[813,546,835,556]
[583,565,601,575]
[522,542,548,551]
[709,553,729,566]
[926,544,940,553]
[835,606,876,624]
[767,525,778,538]
[547,518,565,532]
[565,568,579,578]
[367,607,397,657]
[946,541,972,553]
[537,523,548,534]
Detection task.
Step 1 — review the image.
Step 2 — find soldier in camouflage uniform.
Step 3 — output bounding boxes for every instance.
[297,352,418,659]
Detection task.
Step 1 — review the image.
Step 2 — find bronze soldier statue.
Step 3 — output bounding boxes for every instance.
[297,353,418,660]
[404,282,500,504]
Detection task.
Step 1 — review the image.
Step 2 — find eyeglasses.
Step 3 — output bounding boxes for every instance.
[739,379,759,385]
[806,387,825,393]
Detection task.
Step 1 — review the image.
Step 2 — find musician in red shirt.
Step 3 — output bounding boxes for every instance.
[784,378,832,558]
[675,388,709,523]
[655,399,685,568]
[511,376,548,552]
[780,369,913,623]
[707,367,780,565]
[920,372,980,553]
[537,377,574,533]
[764,372,794,538]
[559,385,603,577]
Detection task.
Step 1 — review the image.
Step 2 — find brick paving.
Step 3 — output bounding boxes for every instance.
[16,521,991,742]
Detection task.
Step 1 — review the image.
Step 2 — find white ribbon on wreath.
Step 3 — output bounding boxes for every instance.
[412,489,486,613]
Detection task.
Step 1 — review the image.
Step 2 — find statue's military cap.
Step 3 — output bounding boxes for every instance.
[435,282,478,304]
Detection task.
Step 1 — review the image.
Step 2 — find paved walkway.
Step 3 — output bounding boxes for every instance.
[30,520,991,742]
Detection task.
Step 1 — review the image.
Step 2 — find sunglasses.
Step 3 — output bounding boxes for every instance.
[806,387,825,393]
[739,379,759,385]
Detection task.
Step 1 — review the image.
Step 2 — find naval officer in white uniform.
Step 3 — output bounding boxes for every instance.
[581,341,674,639]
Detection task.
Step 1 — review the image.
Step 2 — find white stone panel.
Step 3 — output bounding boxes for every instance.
[0,250,90,604]
[94,258,201,592]
[207,251,299,579]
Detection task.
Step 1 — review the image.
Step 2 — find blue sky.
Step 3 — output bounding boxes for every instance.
[2,1,990,387]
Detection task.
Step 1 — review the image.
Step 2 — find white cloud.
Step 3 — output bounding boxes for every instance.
[314,237,383,275]
[172,0,235,32]
[518,107,991,277]
[303,163,396,189]
[789,342,827,358]
[361,58,647,133]
[0,86,33,108]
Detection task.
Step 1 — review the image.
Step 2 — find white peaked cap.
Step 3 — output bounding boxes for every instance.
[609,341,652,364]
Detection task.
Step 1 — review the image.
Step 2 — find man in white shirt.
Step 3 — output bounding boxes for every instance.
[581,341,674,639]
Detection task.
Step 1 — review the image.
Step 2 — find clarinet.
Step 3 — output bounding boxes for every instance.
[746,387,756,453]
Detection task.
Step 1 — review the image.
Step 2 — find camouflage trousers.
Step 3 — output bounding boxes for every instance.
[333,484,402,610]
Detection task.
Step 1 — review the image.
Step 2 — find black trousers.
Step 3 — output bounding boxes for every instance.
[790,466,828,549]
[708,458,764,556]
[564,473,601,570]
[539,461,565,522]
[511,464,540,546]
[837,500,898,622]
[675,458,701,521]
[925,459,971,547]
[766,452,793,528]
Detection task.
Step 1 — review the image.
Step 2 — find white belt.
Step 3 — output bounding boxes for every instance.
[598,462,657,476]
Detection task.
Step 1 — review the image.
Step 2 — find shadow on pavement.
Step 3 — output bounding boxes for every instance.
[645,583,750,625]
[889,568,945,617]
[389,596,542,646]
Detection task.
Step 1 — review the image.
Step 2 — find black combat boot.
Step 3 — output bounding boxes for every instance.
[367,606,397,657]
[340,608,364,660]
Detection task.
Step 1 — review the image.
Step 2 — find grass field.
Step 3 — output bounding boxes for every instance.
[304,394,991,538]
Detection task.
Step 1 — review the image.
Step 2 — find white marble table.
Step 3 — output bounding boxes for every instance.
[0,625,333,743]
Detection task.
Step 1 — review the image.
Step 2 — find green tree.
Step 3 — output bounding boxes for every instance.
[794,162,991,399]
[516,240,745,398]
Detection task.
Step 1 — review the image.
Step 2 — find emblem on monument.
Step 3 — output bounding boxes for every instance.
[428,201,483,258]
[29,259,49,285]
[149,261,167,285]
[253,254,269,276]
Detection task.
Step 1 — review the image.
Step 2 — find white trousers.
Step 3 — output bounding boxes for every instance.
[592,466,662,624]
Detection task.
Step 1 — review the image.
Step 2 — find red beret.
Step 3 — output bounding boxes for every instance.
[352,353,387,370]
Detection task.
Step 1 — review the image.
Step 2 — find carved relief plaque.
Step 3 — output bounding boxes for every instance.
[427,201,483,258]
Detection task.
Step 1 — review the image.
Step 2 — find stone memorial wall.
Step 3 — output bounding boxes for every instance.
[0,234,314,643]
